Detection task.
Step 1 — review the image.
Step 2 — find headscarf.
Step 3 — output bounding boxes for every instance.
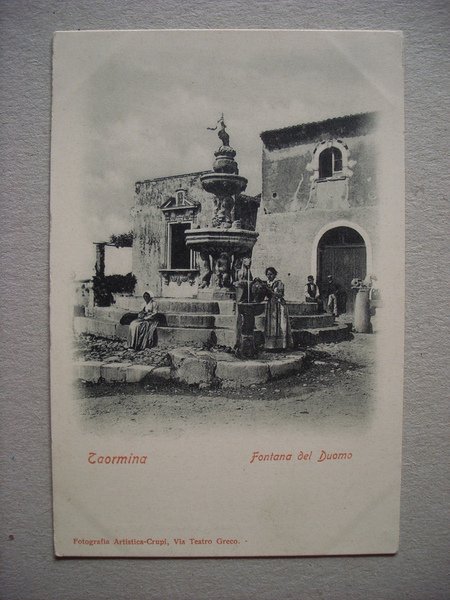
[143,290,154,304]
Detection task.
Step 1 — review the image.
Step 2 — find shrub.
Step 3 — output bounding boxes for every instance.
[93,273,136,306]
[106,273,137,295]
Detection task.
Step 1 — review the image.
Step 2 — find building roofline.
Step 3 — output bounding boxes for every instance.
[260,111,379,150]
[136,170,209,186]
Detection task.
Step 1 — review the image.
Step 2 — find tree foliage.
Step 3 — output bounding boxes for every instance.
[109,231,134,247]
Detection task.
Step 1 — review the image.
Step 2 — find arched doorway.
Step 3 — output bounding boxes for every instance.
[317,226,367,313]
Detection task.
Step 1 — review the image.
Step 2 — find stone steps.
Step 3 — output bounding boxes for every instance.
[161,312,333,331]
[286,302,319,316]
[90,306,126,321]
[161,313,236,329]
[74,316,350,348]
[289,314,335,329]
[76,298,342,349]
[112,295,234,314]
[74,316,237,348]
[292,324,352,346]
[90,306,329,331]
[74,317,128,340]
[89,307,237,329]
[111,295,320,316]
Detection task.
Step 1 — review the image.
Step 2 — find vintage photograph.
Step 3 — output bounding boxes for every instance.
[51,30,404,557]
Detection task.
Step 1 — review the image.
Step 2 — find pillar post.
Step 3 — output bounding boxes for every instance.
[94,242,106,278]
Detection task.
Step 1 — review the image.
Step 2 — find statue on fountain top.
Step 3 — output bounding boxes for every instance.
[207,114,239,175]
[207,113,230,147]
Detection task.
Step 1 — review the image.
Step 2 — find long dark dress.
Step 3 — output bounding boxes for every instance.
[264,280,293,350]
[127,300,159,350]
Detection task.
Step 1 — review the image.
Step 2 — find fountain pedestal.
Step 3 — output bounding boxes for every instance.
[235,302,266,358]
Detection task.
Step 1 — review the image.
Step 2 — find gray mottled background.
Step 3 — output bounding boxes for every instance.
[1,1,448,598]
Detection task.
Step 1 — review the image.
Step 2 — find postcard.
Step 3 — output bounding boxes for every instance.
[50,29,404,556]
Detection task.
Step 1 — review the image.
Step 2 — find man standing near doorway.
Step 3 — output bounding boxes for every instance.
[324,274,339,316]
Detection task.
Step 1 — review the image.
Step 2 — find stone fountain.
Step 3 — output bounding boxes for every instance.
[185,115,259,300]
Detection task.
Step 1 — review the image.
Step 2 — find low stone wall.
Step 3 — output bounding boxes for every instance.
[75,347,307,388]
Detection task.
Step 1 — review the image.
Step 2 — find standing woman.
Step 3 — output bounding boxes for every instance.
[264,267,293,350]
[127,291,159,350]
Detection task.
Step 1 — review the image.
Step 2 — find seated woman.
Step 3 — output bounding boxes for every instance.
[127,291,159,351]
[264,267,293,350]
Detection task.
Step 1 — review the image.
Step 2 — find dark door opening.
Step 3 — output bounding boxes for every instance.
[170,222,191,269]
[317,226,366,313]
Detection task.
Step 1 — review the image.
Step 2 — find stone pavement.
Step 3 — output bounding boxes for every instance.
[77,335,376,434]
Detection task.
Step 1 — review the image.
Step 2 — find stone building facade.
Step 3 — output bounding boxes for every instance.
[251,112,380,311]
[131,171,259,299]
[131,112,379,312]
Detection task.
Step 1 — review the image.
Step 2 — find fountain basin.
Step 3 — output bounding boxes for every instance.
[200,172,248,196]
[185,228,258,254]
[237,302,266,317]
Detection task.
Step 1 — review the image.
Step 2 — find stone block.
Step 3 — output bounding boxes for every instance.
[196,350,218,359]
[125,365,154,383]
[73,317,118,338]
[175,356,216,386]
[316,324,351,343]
[100,362,131,382]
[168,347,196,369]
[215,360,270,385]
[216,300,236,314]
[116,324,129,340]
[212,314,237,329]
[212,352,235,362]
[168,347,217,385]
[293,330,315,347]
[164,314,216,328]
[112,294,142,311]
[286,302,318,316]
[214,329,237,348]
[75,361,103,382]
[293,324,351,347]
[197,289,235,301]
[152,367,172,381]
[290,314,335,329]
[92,306,124,321]
[158,327,216,346]
[158,299,220,314]
[269,355,305,379]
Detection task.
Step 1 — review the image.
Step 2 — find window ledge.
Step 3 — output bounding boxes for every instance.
[159,269,199,273]
[316,175,347,183]
[160,205,198,212]
[159,269,199,286]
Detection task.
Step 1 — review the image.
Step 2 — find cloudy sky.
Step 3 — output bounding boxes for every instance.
[52,30,402,278]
